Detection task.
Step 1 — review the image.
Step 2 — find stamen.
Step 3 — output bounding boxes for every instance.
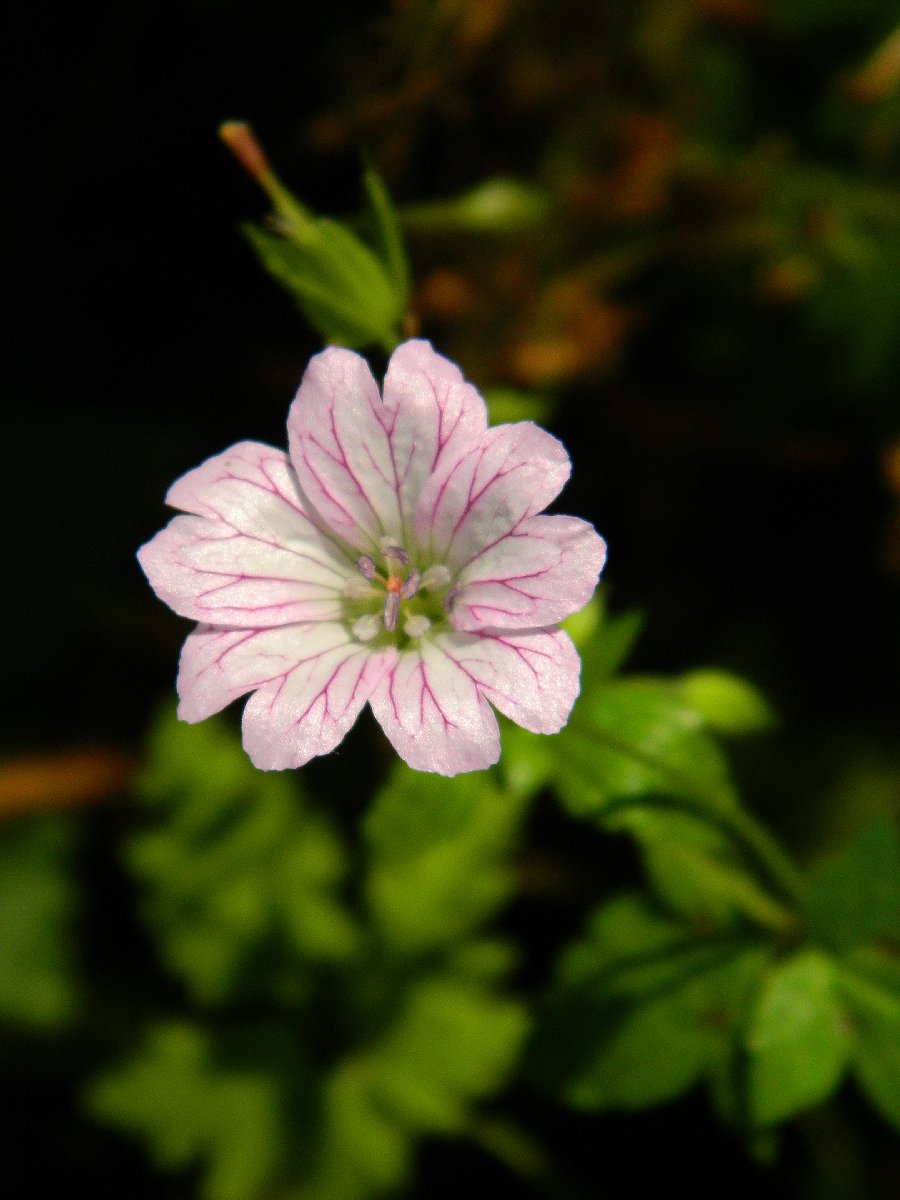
[352,613,381,642]
[383,543,409,565]
[383,591,400,632]
[400,568,421,599]
[421,564,452,590]
[443,584,462,614]
[404,613,431,638]
[356,554,378,580]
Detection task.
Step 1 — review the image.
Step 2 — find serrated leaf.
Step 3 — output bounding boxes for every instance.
[132,709,358,1004]
[805,817,900,951]
[0,817,77,1027]
[679,669,774,735]
[747,950,854,1125]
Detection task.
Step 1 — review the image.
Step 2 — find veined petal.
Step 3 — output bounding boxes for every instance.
[437,628,581,735]
[381,339,487,524]
[414,421,571,565]
[178,622,396,769]
[369,641,501,775]
[288,342,489,555]
[167,441,312,528]
[137,516,347,626]
[452,514,607,631]
[288,347,403,551]
[137,443,351,628]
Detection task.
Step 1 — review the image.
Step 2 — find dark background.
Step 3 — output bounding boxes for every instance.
[3,1,899,1196]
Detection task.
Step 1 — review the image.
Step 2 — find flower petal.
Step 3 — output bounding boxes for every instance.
[437,628,581,734]
[368,641,501,775]
[137,442,351,627]
[287,342,489,554]
[287,347,401,551]
[414,421,571,565]
[381,338,488,520]
[177,622,396,769]
[452,514,607,631]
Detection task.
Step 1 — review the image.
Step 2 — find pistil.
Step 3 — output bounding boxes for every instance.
[349,544,459,640]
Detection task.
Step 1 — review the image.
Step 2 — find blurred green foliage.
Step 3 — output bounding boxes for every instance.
[87,708,529,1200]
[77,595,898,1200]
[0,818,77,1028]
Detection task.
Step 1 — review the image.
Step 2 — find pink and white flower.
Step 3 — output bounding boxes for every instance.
[138,340,606,776]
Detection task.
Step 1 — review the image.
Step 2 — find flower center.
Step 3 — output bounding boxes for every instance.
[344,540,456,644]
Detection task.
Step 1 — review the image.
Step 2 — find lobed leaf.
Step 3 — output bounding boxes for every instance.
[132,707,359,1004]
[86,1022,309,1200]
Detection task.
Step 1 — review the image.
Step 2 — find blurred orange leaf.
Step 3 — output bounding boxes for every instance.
[0,747,136,818]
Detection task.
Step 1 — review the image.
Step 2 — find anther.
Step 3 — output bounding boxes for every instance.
[383,544,409,565]
[356,555,378,580]
[383,591,400,632]
[404,614,431,639]
[443,584,461,614]
[400,568,421,600]
[352,613,381,642]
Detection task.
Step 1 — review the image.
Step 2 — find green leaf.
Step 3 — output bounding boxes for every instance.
[853,1007,900,1131]
[305,1059,412,1200]
[0,817,77,1028]
[401,178,550,235]
[304,978,528,1200]
[364,766,525,954]
[641,840,799,933]
[747,950,854,1125]
[132,708,359,1004]
[679,669,775,736]
[481,387,553,426]
[532,896,768,1111]
[805,817,900,951]
[87,1022,308,1200]
[554,679,739,822]
[497,720,556,799]
[575,596,644,687]
[362,165,410,308]
[367,978,529,1134]
[836,957,900,1130]
[244,222,401,350]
